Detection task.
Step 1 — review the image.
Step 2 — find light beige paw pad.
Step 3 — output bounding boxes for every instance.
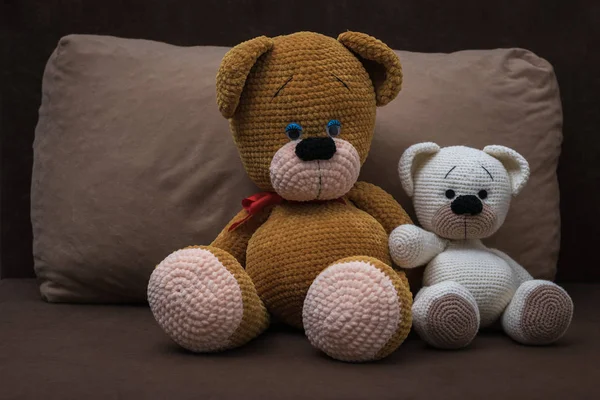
[148,247,244,352]
[413,282,480,349]
[302,260,401,362]
[503,280,573,345]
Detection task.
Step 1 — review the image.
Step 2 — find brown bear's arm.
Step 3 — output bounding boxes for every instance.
[347,181,420,290]
[346,181,413,234]
[210,207,273,267]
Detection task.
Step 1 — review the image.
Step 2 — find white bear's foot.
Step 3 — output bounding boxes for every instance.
[302,256,412,362]
[502,280,573,345]
[413,281,480,349]
[148,246,269,352]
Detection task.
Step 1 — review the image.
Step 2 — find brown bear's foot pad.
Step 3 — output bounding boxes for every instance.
[302,256,412,362]
[502,280,573,345]
[148,246,269,352]
[412,281,480,349]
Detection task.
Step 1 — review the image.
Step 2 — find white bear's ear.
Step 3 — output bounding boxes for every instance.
[398,142,440,197]
[483,145,530,196]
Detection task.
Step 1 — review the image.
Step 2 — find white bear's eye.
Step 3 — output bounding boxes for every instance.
[478,190,488,200]
[445,189,456,199]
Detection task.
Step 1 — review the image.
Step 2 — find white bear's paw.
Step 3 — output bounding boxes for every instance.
[502,280,573,345]
[413,281,480,349]
[389,225,447,268]
[389,225,424,267]
[303,257,411,362]
[148,246,268,352]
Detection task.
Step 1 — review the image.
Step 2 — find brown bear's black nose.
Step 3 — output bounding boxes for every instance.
[295,137,337,161]
[451,195,483,216]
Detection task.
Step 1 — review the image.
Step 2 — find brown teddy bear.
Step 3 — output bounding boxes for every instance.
[148,31,413,362]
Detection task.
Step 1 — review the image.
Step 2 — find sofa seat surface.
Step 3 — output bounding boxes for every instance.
[1,280,598,400]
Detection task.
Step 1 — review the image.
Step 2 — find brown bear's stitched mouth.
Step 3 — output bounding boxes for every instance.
[269,139,361,201]
[316,161,323,200]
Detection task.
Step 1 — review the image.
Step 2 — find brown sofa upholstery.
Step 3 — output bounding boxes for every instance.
[1,279,598,399]
[1,1,598,398]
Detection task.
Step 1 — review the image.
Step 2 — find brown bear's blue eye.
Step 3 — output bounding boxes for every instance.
[285,122,302,141]
[326,120,341,137]
[445,189,456,199]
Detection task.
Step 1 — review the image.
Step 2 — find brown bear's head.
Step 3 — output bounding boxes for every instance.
[216,31,402,201]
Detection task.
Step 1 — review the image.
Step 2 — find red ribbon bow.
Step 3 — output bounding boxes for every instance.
[228,192,284,231]
[228,192,347,232]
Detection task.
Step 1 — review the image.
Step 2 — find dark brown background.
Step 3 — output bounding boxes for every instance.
[1,0,599,281]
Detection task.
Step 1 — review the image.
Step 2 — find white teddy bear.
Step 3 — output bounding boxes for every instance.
[389,143,573,349]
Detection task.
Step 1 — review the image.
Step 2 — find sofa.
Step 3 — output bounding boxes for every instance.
[1,1,599,399]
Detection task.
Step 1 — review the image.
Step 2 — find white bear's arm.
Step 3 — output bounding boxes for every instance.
[488,248,533,285]
[389,225,448,269]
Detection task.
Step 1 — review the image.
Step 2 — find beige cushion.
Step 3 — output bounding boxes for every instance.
[32,35,562,302]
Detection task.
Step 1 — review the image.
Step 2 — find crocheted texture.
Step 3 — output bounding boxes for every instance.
[424,242,518,327]
[346,181,413,234]
[303,256,412,362]
[502,280,574,345]
[347,181,420,289]
[389,224,447,269]
[270,138,361,201]
[412,281,480,349]
[403,144,526,240]
[150,32,412,361]
[483,145,530,196]
[226,31,402,191]
[398,142,441,197]
[393,143,573,347]
[337,31,403,107]
[489,248,533,285]
[147,246,268,352]
[211,207,273,266]
[246,199,392,328]
[216,36,274,118]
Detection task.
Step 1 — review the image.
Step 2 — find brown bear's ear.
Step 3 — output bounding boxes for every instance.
[338,31,402,107]
[216,36,274,118]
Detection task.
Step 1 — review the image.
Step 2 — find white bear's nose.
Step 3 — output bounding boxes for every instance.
[451,195,483,216]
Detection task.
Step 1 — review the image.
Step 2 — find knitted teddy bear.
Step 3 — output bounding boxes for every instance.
[147,31,414,362]
[389,143,573,349]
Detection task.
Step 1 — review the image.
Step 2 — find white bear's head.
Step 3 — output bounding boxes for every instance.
[398,143,530,240]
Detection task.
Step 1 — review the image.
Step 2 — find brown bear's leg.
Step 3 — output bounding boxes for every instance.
[148,245,269,352]
[302,256,412,362]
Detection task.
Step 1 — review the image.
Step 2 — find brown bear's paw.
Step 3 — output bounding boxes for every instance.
[502,280,573,345]
[412,281,480,349]
[302,256,412,362]
[148,246,269,352]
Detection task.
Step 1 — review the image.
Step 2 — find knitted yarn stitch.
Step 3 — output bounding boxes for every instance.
[148,31,413,362]
[391,143,573,348]
[221,32,400,191]
[246,200,393,328]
